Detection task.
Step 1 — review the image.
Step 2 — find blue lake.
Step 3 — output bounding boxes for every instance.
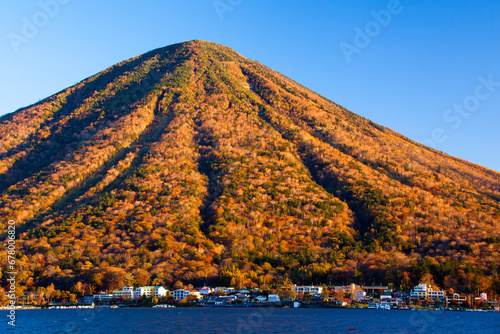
[2,307,499,333]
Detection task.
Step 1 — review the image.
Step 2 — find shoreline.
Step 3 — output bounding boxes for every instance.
[1,305,498,313]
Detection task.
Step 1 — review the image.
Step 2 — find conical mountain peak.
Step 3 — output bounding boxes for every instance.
[1,41,498,291]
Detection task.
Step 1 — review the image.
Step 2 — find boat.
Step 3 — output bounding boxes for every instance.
[367,302,380,309]
[383,304,391,310]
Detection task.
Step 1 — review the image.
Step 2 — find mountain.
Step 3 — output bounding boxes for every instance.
[1,40,499,294]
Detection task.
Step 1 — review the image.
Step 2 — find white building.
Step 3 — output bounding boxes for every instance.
[93,293,113,301]
[254,295,267,303]
[410,284,444,300]
[354,289,366,301]
[294,285,323,295]
[134,286,168,299]
[113,287,134,300]
[191,290,202,300]
[428,288,445,300]
[213,287,236,294]
[172,289,193,301]
[199,287,212,295]
[267,294,281,302]
[410,283,428,298]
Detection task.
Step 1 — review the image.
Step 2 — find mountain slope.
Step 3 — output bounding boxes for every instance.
[1,40,499,293]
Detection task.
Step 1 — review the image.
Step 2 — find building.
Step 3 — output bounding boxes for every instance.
[93,293,113,301]
[362,285,389,294]
[427,288,445,300]
[294,285,323,295]
[334,284,357,296]
[354,289,366,301]
[198,287,212,296]
[381,298,403,308]
[410,283,428,298]
[134,286,168,299]
[172,289,193,301]
[446,293,467,305]
[82,296,94,304]
[113,287,134,300]
[334,284,388,297]
[410,284,444,300]
[191,290,201,300]
[213,287,236,295]
[253,295,267,303]
[267,294,280,302]
[393,291,407,299]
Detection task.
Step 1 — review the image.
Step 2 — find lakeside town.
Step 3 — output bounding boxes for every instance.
[5,282,500,312]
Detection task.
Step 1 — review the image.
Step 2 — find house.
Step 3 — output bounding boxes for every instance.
[487,301,499,310]
[354,289,366,301]
[267,294,280,303]
[381,298,402,308]
[134,286,168,299]
[112,287,134,300]
[198,287,212,296]
[217,295,237,304]
[213,287,236,295]
[202,296,220,305]
[253,295,267,303]
[236,292,250,300]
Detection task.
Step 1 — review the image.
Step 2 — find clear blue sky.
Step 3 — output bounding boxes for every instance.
[1,0,499,172]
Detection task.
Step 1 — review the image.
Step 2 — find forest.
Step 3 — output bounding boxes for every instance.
[0,40,499,301]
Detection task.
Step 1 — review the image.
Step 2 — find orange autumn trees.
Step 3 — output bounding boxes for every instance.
[0,40,499,294]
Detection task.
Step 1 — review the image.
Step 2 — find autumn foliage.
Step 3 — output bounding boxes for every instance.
[0,41,499,295]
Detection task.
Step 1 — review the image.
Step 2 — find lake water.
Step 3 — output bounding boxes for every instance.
[2,308,499,333]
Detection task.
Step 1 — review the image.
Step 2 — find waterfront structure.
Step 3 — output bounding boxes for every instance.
[134,286,168,299]
[335,284,388,297]
[410,284,444,300]
[213,287,236,294]
[267,294,280,302]
[93,293,113,301]
[172,289,195,301]
[198,287,212,295]
[354,289,366,301]
[112,287,134,300]
[445,293,467,305]
[294,285,323,295]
